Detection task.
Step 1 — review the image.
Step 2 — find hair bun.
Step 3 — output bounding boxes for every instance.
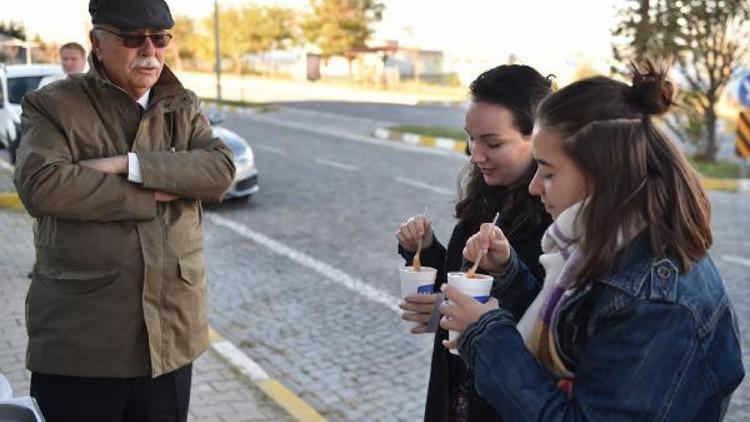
[628,59,674,116]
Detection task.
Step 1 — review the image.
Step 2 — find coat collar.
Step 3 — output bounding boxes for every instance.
[597,232,656,296]
[86,53,186,108]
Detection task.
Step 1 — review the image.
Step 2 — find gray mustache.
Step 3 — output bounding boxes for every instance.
[132,57,162,70]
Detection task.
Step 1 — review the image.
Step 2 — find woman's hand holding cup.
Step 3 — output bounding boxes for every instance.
[399,293,440,334]
[439,284,499,350]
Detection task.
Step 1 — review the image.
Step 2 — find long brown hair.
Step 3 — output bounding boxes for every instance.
[536,60,711,283]
[455,64,553,231]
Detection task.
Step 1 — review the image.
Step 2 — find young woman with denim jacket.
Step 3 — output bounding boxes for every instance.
[396,65,552,421]
[439,61,745,421]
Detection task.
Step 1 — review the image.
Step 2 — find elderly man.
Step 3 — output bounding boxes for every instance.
[13,0,235,420]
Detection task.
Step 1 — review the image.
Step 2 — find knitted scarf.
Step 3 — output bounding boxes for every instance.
[516,201,585,378]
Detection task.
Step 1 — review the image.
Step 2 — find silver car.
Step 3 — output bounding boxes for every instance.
[0,64,64,163]
[209,115,259,199]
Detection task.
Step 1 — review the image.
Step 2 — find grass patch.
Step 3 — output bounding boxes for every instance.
[689,158,746,179]
[389,125,466,140]
[201,97,278,113]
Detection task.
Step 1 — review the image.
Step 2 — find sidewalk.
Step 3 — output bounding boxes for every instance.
[0,168,294,422]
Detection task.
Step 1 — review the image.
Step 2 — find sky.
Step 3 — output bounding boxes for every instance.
[2,0,624,75]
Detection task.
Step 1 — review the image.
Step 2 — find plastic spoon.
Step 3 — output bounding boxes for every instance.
[412,207,428,271]
[465,212,500,278]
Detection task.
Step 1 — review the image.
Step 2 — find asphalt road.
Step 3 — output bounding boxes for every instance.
[277,101,466,130]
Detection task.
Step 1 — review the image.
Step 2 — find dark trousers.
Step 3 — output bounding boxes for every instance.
[30,364,192,422]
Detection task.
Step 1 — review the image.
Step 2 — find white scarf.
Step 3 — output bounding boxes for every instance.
[516,201,585,377]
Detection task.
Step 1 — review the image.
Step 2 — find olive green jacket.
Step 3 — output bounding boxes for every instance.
[14,56,235,378]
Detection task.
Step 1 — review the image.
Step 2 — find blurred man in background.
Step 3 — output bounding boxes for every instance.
[39,42,87,87]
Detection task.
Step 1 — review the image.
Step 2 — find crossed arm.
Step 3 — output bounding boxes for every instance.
[76,155,178,202]
[14,93,235,222]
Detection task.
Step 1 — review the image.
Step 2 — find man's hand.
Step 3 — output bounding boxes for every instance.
[78,156,128,174]
[155,191,179,202]
[440,284,499,349]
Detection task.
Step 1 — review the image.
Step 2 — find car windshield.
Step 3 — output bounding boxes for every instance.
[7,76,44,104]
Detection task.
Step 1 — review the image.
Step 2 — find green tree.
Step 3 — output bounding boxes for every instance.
[612,0,750,161]
[0,21,26,39]
[263,6,299,52]
[303,0,384,72]
[169,15,207,70]
[203,7,246,74]
[244,5,299,74]
[203,4,300,75]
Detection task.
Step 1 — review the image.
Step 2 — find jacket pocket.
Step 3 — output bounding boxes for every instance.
[34,266,119,294]
[178,251,205,285]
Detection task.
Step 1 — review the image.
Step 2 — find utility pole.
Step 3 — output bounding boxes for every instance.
[214,0,222,103]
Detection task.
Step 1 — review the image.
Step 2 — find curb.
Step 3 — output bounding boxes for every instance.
[700,177,750,193]
[208,328,327,422]
[0,161,22,210]
[374,127,467,154]
[0,193,23,210]
[373,128,750,193]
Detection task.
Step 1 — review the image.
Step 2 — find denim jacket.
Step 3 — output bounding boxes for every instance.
[458,235,744,421]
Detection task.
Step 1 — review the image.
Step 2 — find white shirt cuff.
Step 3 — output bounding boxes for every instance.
[127,152,144,183]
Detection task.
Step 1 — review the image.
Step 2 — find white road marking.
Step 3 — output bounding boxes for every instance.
[402,133,421,145]
[244,113,465,159]
[435,137,459,150]
[0,159,13,172]
[722,255,750,268]
[315,158,358,172]
[205,214,401,314]
[211,340,270,382]
[253,145,287,155]
[394,177,453,196]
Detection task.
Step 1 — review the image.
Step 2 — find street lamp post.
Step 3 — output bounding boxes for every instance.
[214,0,222,104]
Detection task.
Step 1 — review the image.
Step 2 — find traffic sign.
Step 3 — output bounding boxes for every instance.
[737,111,750,158]
[739,74,750,108]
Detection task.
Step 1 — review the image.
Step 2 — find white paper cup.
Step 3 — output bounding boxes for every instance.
[446,271,493,355]
[399,266,437,332]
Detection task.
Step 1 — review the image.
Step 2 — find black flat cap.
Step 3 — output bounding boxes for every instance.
[90,0,174,30]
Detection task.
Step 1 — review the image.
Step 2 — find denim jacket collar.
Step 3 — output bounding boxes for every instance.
[596,233,655,296]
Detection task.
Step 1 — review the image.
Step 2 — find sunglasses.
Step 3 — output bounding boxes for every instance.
[96,27,173,48]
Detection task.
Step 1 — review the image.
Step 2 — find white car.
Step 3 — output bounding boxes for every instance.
[0,64,63,163]
[209,114,259,200]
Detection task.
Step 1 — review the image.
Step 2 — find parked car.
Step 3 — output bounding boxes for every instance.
[0,64,64,163]
[209,113,259,200]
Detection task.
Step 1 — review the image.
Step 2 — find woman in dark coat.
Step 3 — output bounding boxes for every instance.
[396,64,552,421]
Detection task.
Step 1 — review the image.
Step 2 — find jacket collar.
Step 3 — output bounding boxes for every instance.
[87,53,186,108]
[597,232,656,296]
